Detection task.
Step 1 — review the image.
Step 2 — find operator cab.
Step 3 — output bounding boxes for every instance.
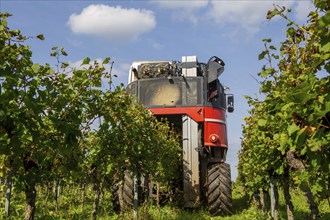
[127,56,234,112]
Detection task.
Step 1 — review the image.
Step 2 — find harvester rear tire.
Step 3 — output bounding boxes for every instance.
[207,162,232,216]
[121,170,134,210]
[111,170,134,213]
[111,181,121,213]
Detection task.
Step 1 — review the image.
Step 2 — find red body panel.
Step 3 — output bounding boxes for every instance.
[149,107,227,148]
[204,107,227,148]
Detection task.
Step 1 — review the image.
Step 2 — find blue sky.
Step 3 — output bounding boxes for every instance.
[1,0,314,180]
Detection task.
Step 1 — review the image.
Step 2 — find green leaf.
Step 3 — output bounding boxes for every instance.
[50,51,57,57]
[280,133,288,149]
[296,128,308,148]
[281,103,294,111]
[272,54,279,59]
[318,95,324,104]
[61,49,68,56]
[61,62,69,69]
[36,34,45,40]
[269,45,276,50]
[257,119,267,127]
[260,68,275,78]
[324,62,330,73]
[258,51,268,60]
[311,183,323,194]
[27,135,33,142]
[318,11,330,30]
[102,57,110,64]
[286,27,296,37]
[300,145,307,155]
[262,38,272,43]
[81,57,91,65]
[312,127,325,141]
[287,124,300,136]
[266,9,280,19]
[31,64,40,73]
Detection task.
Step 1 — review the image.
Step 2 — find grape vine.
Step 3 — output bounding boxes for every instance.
[0,13,180,219]
[238,1,329,219]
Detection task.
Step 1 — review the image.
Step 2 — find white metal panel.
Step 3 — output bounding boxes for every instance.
[182,56,198,77]
[182,115,200,207]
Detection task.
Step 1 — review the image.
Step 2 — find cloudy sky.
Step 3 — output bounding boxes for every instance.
[1,0,314,180]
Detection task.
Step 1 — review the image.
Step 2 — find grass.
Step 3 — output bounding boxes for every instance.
[0,184,329,219]
[277,188,330,220]
[103,185,268,220]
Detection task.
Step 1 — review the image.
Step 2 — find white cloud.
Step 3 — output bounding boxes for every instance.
[155,0,208,9]
[138,0,315,41]
[153,0,208,24]
[66,38,83,47]
[67,4,156,41]
[152,42,164,50]
[153,0,306,36]
[112,62,130,81]
[207,0,295,36]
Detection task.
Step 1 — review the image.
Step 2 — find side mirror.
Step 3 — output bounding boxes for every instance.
[227,94,234,113]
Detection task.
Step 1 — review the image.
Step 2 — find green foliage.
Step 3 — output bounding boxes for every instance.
[238,0,330,209]
[1,179,329,219]
[0,12,181,219]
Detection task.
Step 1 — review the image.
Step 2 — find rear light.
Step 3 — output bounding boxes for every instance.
[209,134,219,143]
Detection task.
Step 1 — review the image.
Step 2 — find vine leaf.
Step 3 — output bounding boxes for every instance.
[36,34,44,40]
[81,57,91,65]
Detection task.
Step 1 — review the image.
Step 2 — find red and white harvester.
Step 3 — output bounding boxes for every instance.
[116,55,234,216]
